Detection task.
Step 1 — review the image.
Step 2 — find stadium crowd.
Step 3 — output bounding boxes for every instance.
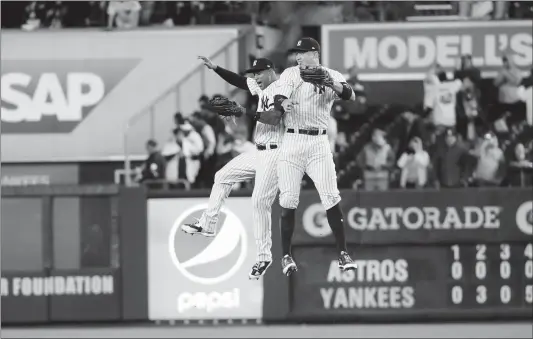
[137,53,532,191]
[2,1,532,30]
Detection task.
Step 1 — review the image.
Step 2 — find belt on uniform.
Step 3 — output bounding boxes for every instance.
[287,128,327,136]
[256,144,278,151]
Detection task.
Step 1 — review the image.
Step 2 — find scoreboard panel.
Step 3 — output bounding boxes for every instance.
[288,244,532,321]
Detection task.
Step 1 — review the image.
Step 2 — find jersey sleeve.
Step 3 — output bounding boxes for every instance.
[273,79,293,99]
[246,78,262,96]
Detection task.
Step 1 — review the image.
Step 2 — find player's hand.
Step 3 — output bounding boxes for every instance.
[198,56,217,70]
[282,99,298,113]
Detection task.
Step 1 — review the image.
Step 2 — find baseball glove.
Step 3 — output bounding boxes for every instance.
[299,66,333,87]
[209,96,244,118]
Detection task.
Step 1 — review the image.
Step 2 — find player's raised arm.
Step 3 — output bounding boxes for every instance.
[198,55,250,91]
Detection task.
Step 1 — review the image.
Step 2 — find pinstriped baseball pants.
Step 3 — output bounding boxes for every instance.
[201,148,280,262]
[277,133,341,210]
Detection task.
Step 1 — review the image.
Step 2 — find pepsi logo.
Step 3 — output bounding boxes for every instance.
[168,204,247,285]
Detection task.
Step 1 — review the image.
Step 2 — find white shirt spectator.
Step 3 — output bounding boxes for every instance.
[163,123,204,184]
[397,150,430,187]
[427,79,463,127]
[107,1,141,29]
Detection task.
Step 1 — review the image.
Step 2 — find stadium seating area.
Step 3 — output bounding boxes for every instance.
[2,1,532,29]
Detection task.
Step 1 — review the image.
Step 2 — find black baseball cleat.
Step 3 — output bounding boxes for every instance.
[281,255,298,276]
[181,219,216,237]
[338,251,357,271]
[248,261,272,280]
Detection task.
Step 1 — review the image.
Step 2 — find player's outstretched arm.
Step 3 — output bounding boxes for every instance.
[198,56,249,91]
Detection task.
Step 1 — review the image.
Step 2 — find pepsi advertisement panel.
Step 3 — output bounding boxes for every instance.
[294,188,532,246]
[147,197,263,321]
[288,244,532,321]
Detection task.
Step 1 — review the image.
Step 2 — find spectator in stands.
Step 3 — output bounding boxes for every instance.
[62,1,107,27]
[425,66,463,135]
[160,1,193,26]
[433,129,470,188]
[455,55,482,142]
[190,111,217,188]
[137,139,166,185]
[459,1,509,20]
[198,95,210,109]
[357,128,395,190]
[191,1,212,24]
[107,1,141,29]
[174,111,185,129]
[21,2,46,31]
[471,132,506,187]
[395,111,430,159]
[518,69,532,126]
[164,122,204,188]
[506,142,533,187]
[397,136,430,189]
[494,54,524,127]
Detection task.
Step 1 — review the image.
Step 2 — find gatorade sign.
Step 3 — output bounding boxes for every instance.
[322,20,532,81]
[1,59,139,134]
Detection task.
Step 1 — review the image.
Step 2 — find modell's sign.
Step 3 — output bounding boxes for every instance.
[322,20,532,81]
[294,188,532,245]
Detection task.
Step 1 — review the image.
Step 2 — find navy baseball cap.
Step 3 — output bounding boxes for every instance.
[289,37,321,53]
[245,58,274,73]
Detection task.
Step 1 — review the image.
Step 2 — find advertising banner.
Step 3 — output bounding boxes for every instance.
[1,163,79,186]
[1,271,49,324]
[1,268,121,323]
[147,197,263,321]
[294,188,532,245]
[1,28,239,162]
[288,244,532,321]
[322,20,532,81]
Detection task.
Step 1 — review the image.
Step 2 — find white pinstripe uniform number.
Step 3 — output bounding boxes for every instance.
[201,78,290,262]
[276,66,345,210]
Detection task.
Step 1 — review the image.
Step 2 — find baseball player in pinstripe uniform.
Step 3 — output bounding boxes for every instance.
[181,56,296,279]
[275,37,358,276]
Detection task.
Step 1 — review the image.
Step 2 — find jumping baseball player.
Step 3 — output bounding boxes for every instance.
[181,56,296,279]
[275,37,358,276]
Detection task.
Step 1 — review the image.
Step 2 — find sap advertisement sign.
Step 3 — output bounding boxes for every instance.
[1,60,138,134]
[147,197,263,321]
[1,29,239,162]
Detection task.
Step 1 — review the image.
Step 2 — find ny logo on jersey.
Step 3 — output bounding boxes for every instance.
[260,96,274,111]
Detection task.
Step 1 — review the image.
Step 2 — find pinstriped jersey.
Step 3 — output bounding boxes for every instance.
[277,66,347,130]
[246,78,291,145]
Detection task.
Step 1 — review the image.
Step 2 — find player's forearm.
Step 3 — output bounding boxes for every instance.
[332,81,356,101]
[257,109,283,125]
[214,66,249,90]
